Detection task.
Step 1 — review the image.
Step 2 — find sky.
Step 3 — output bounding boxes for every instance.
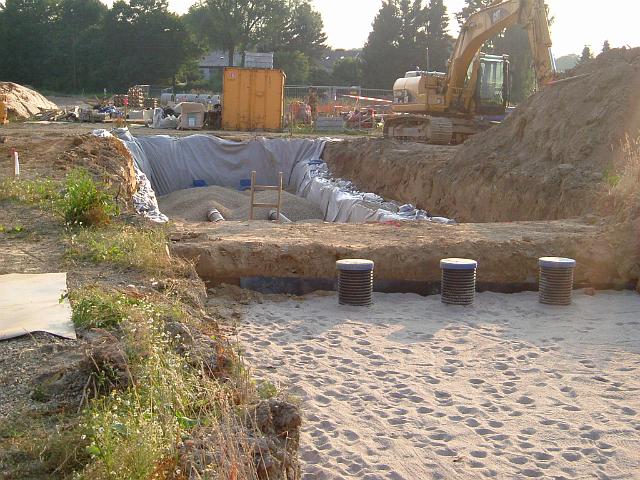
[107,0,640,58]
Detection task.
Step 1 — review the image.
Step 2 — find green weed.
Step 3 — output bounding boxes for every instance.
[0,177,60,206]
[0,224,24,234]
[60,168,118,227]
[70,288,141,329]
[256,380,278,399]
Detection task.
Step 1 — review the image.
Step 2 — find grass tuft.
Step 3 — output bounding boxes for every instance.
[0,177,60,206]
[67,224,186,276]
[60,168,118,227]
[69,288,142,329]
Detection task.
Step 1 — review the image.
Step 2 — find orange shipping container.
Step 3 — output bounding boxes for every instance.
[222,67,285,132]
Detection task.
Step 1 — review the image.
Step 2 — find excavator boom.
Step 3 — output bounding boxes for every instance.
[386,0,555,144]
[446,0,555,103]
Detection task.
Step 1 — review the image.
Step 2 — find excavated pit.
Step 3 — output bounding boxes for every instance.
[127,49,640,293]
[118,137,633,294]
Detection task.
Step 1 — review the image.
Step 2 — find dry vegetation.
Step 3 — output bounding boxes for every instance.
[0,149,301,479]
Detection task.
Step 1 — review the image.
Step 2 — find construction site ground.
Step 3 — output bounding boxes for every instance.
[2,51,640,477]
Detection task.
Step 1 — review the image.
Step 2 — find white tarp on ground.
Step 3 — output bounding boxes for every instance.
[104,130,453,224]
[0,273,76,340]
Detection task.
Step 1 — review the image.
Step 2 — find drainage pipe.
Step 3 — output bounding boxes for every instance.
[538,257,576,306]
[207,208,225,223]
[336,259,374,306]
[269,210,292,223]
[440,258,477,306]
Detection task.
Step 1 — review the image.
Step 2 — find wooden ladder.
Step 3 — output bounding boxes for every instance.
[249,170,283,222]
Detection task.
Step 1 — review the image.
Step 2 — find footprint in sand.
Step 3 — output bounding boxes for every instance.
[494,362,509,371]
[315,395,332,406]
[470,450,487,458]
[579,359,596,369]
[416,406,434,414]
[387,417,407,426]
[560,385,577,398]
[520,468,544,477]
[563,404,581,412]
[341,429,359,442]
[419,375,441,385]
[561,451,582,462]
[516,395,535,405]
[457,406,479,415]
[428,432,453,442]
[434,447,458,457]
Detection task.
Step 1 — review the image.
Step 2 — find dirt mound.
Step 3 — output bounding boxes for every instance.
[158,185,325,222]
[0,82,58,120]
[446,47,640,222]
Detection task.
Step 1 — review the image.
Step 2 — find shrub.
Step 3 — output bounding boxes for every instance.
[60,169,117,227]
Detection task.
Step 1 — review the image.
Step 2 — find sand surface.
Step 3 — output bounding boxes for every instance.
[241,291,640,479]
[158,185,324,222]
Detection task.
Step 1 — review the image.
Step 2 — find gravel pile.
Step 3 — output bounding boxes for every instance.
[158,185,325,222]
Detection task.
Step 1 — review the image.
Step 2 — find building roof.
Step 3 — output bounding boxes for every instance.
[199,50,274,68]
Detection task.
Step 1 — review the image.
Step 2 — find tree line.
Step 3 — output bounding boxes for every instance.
[0,0,602,100]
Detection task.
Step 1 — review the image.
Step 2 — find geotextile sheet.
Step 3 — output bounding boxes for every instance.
[0,273,76,340]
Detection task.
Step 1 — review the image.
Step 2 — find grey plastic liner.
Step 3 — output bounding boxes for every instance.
[93,129,453,224]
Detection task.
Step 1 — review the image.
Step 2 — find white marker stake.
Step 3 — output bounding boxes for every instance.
[13,150,19,177]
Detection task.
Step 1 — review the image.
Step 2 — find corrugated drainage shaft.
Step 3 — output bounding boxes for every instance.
[336,259,374,306]
[539,257,576,306]
[440,258,477,306]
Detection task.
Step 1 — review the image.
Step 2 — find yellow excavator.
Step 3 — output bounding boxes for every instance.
[384,0,555,144]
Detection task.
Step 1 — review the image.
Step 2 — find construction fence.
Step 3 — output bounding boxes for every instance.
[284,85,393,116]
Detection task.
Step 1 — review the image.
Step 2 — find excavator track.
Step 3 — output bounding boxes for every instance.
[383,115,454,145]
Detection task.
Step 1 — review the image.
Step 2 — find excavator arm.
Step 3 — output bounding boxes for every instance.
[445,0,555,107]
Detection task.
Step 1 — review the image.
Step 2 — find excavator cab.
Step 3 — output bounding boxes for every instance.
[475,54,510,114]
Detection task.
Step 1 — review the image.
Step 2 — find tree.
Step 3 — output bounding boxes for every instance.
[362,0,454,88]
[455,0,492,25]
[361,1,403,88]
[493,26,534,102]
[52,0,107,91]
[425,0,452,71]
[555,54,579,72]
[308,66,333,85]
[258,0,326,60]
[257,0,327,80]
[332,57,363,86]
[601,40,611,54]
[187,0,282,67]
[100,0,197,91]
[579,45,594,64]
[274,50,309,83]
[0,0,58,86]
[396,0,428,70]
